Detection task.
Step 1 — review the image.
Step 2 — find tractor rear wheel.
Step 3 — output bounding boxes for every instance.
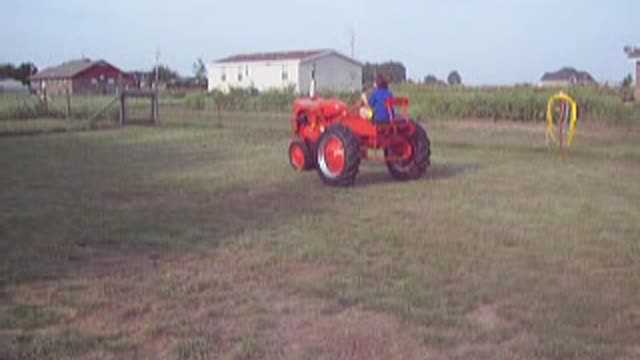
[385,123,431,181]
[316,124,360,186]
[289,140,314,171]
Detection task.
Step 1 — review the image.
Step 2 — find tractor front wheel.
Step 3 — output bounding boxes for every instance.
[316,124,360,186]
[289,140,314,171]
[385,123,431,181]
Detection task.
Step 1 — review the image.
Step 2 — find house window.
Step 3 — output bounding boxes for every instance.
[238,66,243,81]
[245,66,249,77]
[282,66,288,81]
[221,72,226,82]
[91,78,97,84]
[107,78,115,85]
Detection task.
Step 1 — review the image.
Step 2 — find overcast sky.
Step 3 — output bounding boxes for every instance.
[2,0,638,85]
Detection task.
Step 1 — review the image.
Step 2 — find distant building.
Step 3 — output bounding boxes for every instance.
[128,71,151,89]
[540,67,596,87]
[208,49,362,94]
[0,77,28,93]
[29,59,132,96]
[167,77,207,92]
[624,46,640,99]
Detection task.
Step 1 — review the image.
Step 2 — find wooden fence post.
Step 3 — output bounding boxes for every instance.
[119,93,126,127]
[65,88,71,119]
[154,92,159,124]
[42,87,48,113]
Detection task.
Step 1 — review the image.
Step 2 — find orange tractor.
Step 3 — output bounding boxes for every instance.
[288,95,431,186]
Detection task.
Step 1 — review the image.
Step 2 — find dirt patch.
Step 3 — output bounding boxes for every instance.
[446,300,541,359]
[628,346,640,355]
[277,305,433,360]
[288,262,336,284]
[3,246,432,359]
[468,303,508,331]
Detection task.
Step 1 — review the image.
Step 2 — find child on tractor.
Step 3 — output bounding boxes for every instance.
[368,75,394,123]
[289,73,431,186]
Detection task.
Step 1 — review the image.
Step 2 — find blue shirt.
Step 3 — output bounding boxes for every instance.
[368,88,394,123]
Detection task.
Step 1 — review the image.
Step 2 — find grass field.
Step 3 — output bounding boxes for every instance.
[1,112,639,359]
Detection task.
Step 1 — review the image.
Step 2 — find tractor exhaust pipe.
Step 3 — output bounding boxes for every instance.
[310,64,316,98]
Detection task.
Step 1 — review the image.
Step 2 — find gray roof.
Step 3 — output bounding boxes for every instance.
[215,49,362,67]
[216,49,328,63]
[624,46,640,59]
[541,67,596,83]
[30,59,113,80]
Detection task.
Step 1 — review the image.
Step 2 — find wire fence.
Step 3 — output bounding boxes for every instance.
[1,85,638,126]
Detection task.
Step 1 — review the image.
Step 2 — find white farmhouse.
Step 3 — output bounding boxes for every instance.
[208,49,362,94]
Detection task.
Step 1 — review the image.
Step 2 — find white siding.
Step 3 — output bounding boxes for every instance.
[208,60,299,93]
[299,55,362,95]
[208,51,362,94]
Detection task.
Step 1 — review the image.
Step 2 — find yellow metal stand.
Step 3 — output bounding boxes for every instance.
[546,92,578,149]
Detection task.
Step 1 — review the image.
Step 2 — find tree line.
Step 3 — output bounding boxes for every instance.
[424,71,462,86]
[0,63,38,85]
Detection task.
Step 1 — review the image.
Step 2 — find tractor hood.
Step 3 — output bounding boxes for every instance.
[294,98,348,120]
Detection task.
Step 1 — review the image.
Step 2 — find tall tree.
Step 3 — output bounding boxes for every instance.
[151,65,179,84]
[447,70,462,86]
[621,73,634,102]
[363,61,407,86]
[16,63,38,84]
[0,64,15,79]
[0,62,38,84]
[193,58,207,84]
[424,74,444,85]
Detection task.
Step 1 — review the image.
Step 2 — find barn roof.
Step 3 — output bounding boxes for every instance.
[215,49,328,63]
[541,67,596,83]
[214,49,362,66]
[30,59,117,80]
[624,46,640,59]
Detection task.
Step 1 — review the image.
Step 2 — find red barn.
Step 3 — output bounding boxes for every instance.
[30,59,132,96]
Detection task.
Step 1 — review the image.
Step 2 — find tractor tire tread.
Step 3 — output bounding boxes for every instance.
[316,124,360,186]
[289,140,314,171]
[386,122,431,181]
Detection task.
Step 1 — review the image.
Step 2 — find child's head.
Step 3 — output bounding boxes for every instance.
[375,75,388,89]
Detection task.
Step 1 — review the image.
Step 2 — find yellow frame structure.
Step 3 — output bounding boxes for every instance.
[546,92,578,148]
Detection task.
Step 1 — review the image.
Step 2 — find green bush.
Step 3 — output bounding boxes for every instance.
[185,93,206,111]
[0,94,122,121]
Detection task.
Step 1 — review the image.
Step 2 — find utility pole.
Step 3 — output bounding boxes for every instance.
[155,48,160,90]
[350,26,355,59]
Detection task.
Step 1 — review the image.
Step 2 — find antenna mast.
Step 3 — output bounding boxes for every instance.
[350,26,355,58]
[154,48,160,89]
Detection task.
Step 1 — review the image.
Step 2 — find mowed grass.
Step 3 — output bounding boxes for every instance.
[0,112,639,360]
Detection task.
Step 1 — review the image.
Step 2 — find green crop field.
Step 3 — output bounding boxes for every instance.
[2,84,639,126]
[394,84,640,125]
[1,111,639,359]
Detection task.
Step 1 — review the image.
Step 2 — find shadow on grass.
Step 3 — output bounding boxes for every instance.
[441,139,640,164]
[1,176,327,290]
[0,124,123,138]
[355,163,478,187]
[0,171,328,357]
[426,163,480,181]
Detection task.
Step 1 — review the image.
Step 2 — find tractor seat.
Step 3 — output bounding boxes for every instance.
[383,97,410,123]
